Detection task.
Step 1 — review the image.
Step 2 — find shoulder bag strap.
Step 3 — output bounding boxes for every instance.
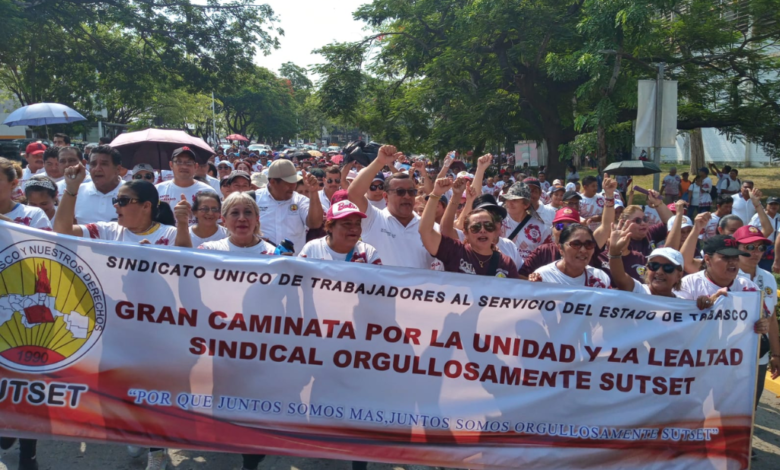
[487,250,501,276]
[507,214,533,241]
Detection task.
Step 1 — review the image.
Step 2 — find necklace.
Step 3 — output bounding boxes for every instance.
[130,222,157,235]
[472,250,492,268]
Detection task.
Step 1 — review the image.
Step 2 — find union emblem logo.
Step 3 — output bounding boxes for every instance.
[0,240,105,372]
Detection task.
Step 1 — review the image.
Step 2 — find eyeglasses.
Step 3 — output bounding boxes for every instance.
[646,262,680,274]
[566,240,596,250]
[387,189,418,197]
[133,173,155,181]
[468,221,497,233]
[370,184,384,191]
[196,207,221,214]
[628,216,650,225]
[554,222,571,231]
[741,244,767,252]
[112,196,141,207]
[327,178,341,184]
[172,160,196,167]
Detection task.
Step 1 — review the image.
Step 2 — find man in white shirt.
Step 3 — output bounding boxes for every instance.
[660,167,681,204]
[578,175,605,230]
[701,194,733,240]
[730,180,756,223]
[366,172,387,209]
[70,145,124,224]
[522,177,556,226]
[52,133,70,147]
[195,158,221,194]
[156,146,216,224]
[348,145,436,269]
[42,147,64,186]
[255,159,323,251]
[717,168,741,196]
[317,166,342,212]
[22,142,46,181]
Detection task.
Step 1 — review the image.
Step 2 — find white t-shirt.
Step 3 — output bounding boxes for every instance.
[502,215,552,263]
[80,221,177,245]
[156,180,216,225]
[198,237,275,255]
[73,180,122,224]
[677,270,758,300]
[533,262,611,288]
[21,167,45,182]
[368,198,387,210]
[730,194,755,224]
[189,225,228,248]
[644,206,662,227]
[255,188,310,251]
[160,170,174,183]
[299,238,382,264]
[360,203,435,269]
[631,278,683,298]
[205,175,222,195]
[701,213,721,240]
[749,212,780,242]
[318,189,333,213]
[534,203,557,227]
[579,194,605,230]
[662,175,681,195]
[718,176,741,194]
[4,203,51,230]
[738,269,777,364]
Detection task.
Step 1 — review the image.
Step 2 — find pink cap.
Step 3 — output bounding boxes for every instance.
[327,200,367,221]
[330,189,349,204]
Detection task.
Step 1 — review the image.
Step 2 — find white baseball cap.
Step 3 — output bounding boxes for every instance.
[457,171,474,180]
[667,215,693,231]
[647,247,684,267]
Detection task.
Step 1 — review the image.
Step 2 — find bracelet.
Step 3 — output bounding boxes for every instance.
[64,189,77,198]
[608,254,622,259]
[428,194,441,200]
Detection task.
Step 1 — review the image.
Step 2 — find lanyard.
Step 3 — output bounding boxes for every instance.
[345,247,356,262]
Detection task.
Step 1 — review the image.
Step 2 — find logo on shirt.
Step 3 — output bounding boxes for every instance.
[596,198,605,208]
[459,259,476,275]
[14,217,32,226]
[380,228,397,239]
[289,204,299,213]
[495,269,509,278]
[633,264,646,277]
[766,287,774,297]
[0,240,106,373]
[587,276,607,288]
[524,224,542,244]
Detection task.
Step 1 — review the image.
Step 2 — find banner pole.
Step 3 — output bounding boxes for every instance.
[747,290,765,470]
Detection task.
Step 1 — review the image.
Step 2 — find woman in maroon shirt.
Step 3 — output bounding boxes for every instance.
[419,177,518,278]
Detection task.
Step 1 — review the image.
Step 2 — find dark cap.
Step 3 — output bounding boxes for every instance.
[373,172,386,182]
[702,235,749,257]
[226,170,251,184]
[563,190,582,201]
[309,168,326,178]
[473,194,507,220]
[522,177,541,187]
[768,196,780,205]
[172,146,197,161]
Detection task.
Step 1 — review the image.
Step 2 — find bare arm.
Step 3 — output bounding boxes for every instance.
[664,200,688,250]
[348,145,397,213]
[419,178,451,256]
[594,176,617,248]
[339,162,355,191]
[682,212,709,273]
[749,189,774,238]
[648,189,673,224]
[53,164,86,237]
[302,171,324,229]
[173,195,193,248]
[470,153,493,194]
[608,223,636,292]
[440,178,465,239]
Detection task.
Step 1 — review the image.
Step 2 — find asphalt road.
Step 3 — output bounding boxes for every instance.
[2,390,779,470]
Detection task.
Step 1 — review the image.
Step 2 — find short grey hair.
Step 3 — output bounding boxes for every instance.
[718,214,742,231]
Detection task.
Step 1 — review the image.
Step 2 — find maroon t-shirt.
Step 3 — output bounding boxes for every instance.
[595,249,647,285]
[628,223,667,257]
[519,242,603,277]
[435,236,519,278]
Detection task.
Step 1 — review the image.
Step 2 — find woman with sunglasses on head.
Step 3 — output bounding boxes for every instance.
[189,191,228,248]
[198,192,275,254]
[54,164,192,247]
[529,224,610,287]
[419,178,518,277]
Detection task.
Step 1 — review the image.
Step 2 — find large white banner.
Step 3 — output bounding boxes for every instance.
[0,222,760,469]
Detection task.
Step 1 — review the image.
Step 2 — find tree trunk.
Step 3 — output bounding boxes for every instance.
[543,127,568,179]
[689,129,705,176]
[597,124,608,171]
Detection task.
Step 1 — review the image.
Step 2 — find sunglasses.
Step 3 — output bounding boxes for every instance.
[370,184,384,191]
[112,196,141,207]
[133,173,155,181]
[646,262,680,273]
[566,240,596,250]
[468,221,497,233]
[387,189,418,197]
[628,216,650,225]
[554,222,572,231]
[196,207,221,214]
[741,244,767,252]
[327,178,341,184]
[172,160,196,167]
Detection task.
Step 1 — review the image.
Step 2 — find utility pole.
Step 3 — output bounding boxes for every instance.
[211,91,217,145]
[652,63,665,191]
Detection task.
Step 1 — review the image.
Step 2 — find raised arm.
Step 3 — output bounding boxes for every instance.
[53,163,86,237]
[594,176,617,248]
[749,188,774,238]
[173,195,193,248]
[302,171,324,229]
[348,145,397,213]
[682,212,709,273]
[648,189,673,224]
[664,200,688,250]
[441,177,466,239]
[470,154,493,194]
[608,222,637,292]
[419,178,451,256]
[339,162,356,191]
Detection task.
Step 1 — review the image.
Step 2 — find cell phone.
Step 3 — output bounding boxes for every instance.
[633,185,649,196]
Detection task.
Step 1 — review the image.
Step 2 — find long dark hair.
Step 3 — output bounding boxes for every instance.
[124,180,175,226]
[558,223,594,245]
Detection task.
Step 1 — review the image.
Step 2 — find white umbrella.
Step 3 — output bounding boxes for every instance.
[3,103,87,127]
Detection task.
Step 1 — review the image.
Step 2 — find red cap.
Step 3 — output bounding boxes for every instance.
[553,207,580,224]
[25,142,46,155]
[733,225,770,245]
[330,189,349,204]
[667,203,685,214]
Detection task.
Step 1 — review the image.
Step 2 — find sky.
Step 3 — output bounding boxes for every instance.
[256,0,370,78]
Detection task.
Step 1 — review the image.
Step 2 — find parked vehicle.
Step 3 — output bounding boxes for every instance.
[0,141,23,161]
